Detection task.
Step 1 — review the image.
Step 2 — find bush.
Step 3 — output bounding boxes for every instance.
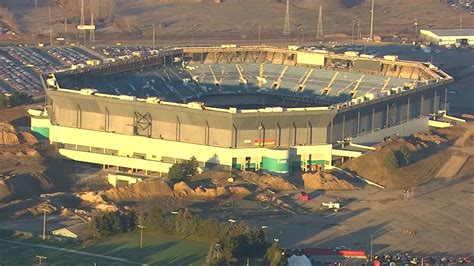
[8,91,32,107]
[384,150,400,169]
[144,208,270,265]
[168,156,200,181]
[399,146,411,165]
[265,242,284,266]
[168,163,186,181]
[88,210,137,239]
[0,93,6,109]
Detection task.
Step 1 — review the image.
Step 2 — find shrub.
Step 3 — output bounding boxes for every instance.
[384,150,400,169]
[265,242,284,266]
[399,146,411,165]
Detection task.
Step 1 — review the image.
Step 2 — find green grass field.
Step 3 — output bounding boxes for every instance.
[0,232,210,265]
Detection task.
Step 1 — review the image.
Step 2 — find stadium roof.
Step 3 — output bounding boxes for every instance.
[421,29,474,37]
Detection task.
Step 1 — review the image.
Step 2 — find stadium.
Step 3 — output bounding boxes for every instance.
[29,45,453,176]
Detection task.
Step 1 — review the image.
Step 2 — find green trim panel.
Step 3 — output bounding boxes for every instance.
[262,156,289,173]
[31,126,49,139]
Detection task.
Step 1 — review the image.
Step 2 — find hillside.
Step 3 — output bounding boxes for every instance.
[342,125,471,189]
[3,0,472,44]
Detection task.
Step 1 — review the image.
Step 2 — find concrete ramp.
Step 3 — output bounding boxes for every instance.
[332,149,363,158]
[429,120,452,128]
[435,155,469,180]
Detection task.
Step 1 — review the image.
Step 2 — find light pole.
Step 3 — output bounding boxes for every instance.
[137,225,146,249]
[370,234,374,261]
[258,24,261,45]
[369,0,375,41]
[300,28,305,44]
[152,24,156,46]
[41,209,49,240]
[36,255,47,266]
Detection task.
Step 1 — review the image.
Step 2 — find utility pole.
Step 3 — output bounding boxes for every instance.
[79,0,86,44]
[64,17,67,34]
[357,17,361,40]
[36,255,47,266]
[283,0,290,36]
[316,5,323,39]
[414,19,419,41]
[460,15,463,30]
[137,225,146,249]
[300,28,305,44]
[42,209,49,240]
[370,234,374,261]
[351,19,355,45]
[48,6,53,46]
[369,0,375,41]
[152,24,156,46]
[35,0,37,8]
[258,24,261,45]
[90,12,95,42]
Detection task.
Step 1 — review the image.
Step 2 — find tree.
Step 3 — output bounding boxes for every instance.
[168,162,186,181]
[183,156,199,177]
[8,92,32,107]
[0,93,6,109]
[265,242,284,266]
[399,146,411,165]
[168,156,200,181]
[384,150,400,169]
[88,210,137,239]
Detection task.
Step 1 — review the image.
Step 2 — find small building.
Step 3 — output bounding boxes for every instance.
[420,29,474,45]
[51,223,88,241]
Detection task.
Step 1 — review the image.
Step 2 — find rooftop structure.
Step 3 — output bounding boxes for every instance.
[420,29,474,45]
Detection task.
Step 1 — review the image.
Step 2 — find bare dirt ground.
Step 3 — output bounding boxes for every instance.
[243,174,474,256]
[2,0,473,45]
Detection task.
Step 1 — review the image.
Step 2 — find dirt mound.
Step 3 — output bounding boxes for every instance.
[0,123,20,145]
[228,186,252,197]
[19,131,39,145]
[342,127,465,188]
[303,171,357,190]
[0,172,55,202]
[241,171,297,191]
[413,131,447,145]
[79,191,108,204]
[105,179,173,200]
[173,181,196,196]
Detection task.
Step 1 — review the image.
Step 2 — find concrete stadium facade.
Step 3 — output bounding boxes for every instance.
[30,46,453,176]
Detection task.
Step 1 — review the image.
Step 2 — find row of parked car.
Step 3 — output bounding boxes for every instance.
[0,56,42,94]
[1,47,60,74]
[98,46,161,58]
[45,47,90,65]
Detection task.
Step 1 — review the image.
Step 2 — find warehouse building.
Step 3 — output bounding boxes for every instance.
[30,46,453,176]
[420,29,474,45]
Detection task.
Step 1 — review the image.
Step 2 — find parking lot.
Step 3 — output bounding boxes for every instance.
[45,47,91,65]
[0,55,42,94]
[0,46,99,95]
[97,46,161,59]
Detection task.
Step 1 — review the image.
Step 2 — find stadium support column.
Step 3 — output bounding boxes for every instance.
[371,108,375,131]
[357,111,361,135]
[444,88,448,113]
[329,119,334,144]
[342,116,346,141]
[420,94,424,117]
[232,124,238,148]
[385,103,389,128]
[434,90,438,113]
[407,96,410,121]
[176,116,181,141]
